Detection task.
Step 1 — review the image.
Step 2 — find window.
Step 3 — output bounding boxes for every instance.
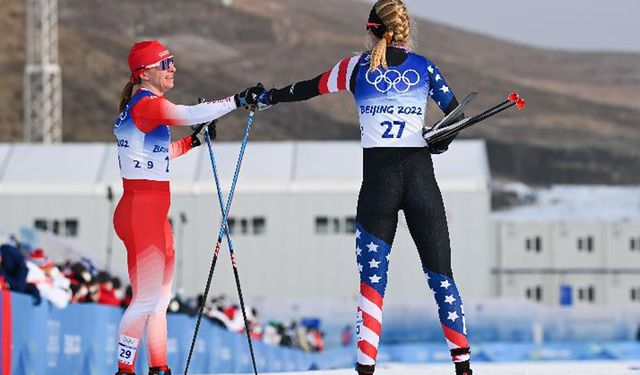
[226,216,267,236]
[253,217,266,235]
[577,236,594,253]
[525,285,543,302]
[240,218,248,235]
[525,236,542,253]
[345,217,356,233]
[64,219,79,237]
[631,287,640,302]
[577,286,596,303]
[51,220,60,235]
[315,217,328,234]
[227,218,236,234]
[631,237,640,252]
[34,219,48,231]
[33,218,80,237]
[315,216,357,235]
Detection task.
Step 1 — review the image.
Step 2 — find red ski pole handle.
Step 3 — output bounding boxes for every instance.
[508,92,526,110]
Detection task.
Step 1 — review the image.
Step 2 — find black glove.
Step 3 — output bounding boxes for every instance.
[425,112,465,154]
[234,83,267,108]
[190,121,217,148]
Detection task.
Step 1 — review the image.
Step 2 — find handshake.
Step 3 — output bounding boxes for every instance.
[233,82,273,111]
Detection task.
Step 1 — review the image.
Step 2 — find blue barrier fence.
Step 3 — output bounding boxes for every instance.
[2,292,639,375]
[0,292,354,375]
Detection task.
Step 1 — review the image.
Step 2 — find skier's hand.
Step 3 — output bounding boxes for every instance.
[424,112,465,154]
[234,83,267,109]
[190,121,217,148]
[255,89,275,111]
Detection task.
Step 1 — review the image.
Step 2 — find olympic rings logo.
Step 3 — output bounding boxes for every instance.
[365,68,421,93]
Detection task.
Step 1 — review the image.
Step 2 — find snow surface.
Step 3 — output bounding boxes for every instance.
[213,361,640,375]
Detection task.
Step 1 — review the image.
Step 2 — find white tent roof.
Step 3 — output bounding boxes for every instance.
[0,140,489,194]
[492,185,640,222]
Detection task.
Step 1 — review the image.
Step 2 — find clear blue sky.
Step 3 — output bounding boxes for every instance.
[358,0,640,53]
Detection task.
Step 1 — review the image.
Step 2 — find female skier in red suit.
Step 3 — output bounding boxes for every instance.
[113,40,265,375]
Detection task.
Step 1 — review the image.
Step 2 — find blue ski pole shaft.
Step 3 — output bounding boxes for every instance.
[184,110,258,375]
[205,112,259,375]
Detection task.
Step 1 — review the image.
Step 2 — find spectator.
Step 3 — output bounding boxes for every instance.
[308,327,325,352]
[341,325,353,346]
[121,285,133,308]
[112,277,123,300]
[0,253,9,290]
[66,262,93,303]
[26,248,72,308]
[96,271,121,306]
[263,322,281,346]
[0,243,41,304]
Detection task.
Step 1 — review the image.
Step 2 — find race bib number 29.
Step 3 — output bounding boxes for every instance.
[117,335,140,366]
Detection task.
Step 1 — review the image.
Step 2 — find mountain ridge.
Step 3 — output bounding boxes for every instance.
[1,0,638,184]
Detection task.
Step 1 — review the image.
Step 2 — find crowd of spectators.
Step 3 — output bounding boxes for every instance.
[0,235,325,352]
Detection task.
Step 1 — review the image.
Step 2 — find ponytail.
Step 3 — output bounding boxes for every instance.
[118,80,136,113]
[369,30,394,71]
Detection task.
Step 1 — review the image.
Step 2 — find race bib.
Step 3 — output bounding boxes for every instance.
[117,334,140,366]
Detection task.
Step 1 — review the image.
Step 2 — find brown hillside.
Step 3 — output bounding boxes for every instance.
[1,0,639,184]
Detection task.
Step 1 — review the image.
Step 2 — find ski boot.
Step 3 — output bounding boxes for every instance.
[356,363,375,375]
[455,360,473,375]
[148,366,171,375]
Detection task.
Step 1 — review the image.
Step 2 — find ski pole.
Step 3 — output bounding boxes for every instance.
[184,108,258,375]
[426,92,525,144]
[202,100,259,375]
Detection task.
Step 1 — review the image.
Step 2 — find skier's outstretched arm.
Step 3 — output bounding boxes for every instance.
[260,55,362,108]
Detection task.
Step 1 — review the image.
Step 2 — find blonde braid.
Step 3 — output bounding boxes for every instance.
[369,0,412,72]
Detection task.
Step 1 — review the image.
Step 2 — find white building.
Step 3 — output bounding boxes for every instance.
[0,141,491,304]
[492,186,640,307]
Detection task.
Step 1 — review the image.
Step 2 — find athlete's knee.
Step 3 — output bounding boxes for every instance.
[151,293,171,314]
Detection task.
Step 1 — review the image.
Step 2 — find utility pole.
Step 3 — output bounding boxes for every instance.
[24,0,62,143]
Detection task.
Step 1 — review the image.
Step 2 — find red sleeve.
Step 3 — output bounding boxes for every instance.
[169,136,194,159]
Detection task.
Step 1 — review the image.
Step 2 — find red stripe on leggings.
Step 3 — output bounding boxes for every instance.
[1,291,12,375]
[358,339,378,361]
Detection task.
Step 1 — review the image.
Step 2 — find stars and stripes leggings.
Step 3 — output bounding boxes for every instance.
[113,179,175,372]
[354,147,470,367]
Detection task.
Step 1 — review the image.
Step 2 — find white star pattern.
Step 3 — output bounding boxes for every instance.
[440,280,451,289]
[435,74,441,82]
[427,65,434,74]
[357,263,363,272]
[426,273,431,281]
[369,274,381,284]
[366,242,378,253]
[386,254,391,262]
[368,258,380,269]
[429,89,434,96]
[356,229,361,239]
[439,85,450,94]
[447,311,459,322]
[356,246,362,256]
[444,295,456,304]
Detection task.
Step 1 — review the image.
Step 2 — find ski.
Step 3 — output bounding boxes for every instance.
[425,92,525,144]
[429,91,478,132]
